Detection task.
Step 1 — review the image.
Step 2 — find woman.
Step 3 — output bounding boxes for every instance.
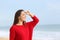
[10,9,39,40]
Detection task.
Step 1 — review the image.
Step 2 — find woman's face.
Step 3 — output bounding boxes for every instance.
[19,11,26,21]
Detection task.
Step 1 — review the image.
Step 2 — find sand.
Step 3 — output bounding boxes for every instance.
[0,37,9,40]
[0,37,37,40]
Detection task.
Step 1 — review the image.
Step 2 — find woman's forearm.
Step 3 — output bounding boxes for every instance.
[25,10,39,27]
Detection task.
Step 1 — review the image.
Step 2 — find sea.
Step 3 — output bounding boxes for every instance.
[0,24,60,40]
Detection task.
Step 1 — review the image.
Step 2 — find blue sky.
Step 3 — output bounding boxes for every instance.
[0,0,60,26]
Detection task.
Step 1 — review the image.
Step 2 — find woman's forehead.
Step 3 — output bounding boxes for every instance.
[21,11,26,14]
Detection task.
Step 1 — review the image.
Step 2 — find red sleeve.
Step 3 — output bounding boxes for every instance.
[27,15,39,28]
[10,26,15,40]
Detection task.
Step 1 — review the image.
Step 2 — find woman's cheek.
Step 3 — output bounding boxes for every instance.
[21,16,26,21]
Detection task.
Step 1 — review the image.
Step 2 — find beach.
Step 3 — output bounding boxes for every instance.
[0,37,8,40]
[0,30,60,40]
[0,31,9,40]
[0,25,60,40]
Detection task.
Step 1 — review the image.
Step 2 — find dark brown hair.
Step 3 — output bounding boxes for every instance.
[13,9,25,25]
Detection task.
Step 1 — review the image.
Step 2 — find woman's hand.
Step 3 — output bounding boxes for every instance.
[25,10,30,15]
[25,10,34,17]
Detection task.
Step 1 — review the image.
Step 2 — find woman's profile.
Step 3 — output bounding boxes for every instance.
[10,9,39,40]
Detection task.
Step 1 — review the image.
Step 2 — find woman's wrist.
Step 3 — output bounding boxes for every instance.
[28,13,34,17]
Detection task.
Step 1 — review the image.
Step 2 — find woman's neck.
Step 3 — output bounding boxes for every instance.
[16,20,23,25]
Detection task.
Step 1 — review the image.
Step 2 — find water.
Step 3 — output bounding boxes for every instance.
[32,31,60,40]
[35,24,60,31]
[32,24,60,40]
[0,24,60,40]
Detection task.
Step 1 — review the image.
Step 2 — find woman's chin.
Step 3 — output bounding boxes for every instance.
[23,19,26,21]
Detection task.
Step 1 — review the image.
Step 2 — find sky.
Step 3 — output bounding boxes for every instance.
[0,0,60,26]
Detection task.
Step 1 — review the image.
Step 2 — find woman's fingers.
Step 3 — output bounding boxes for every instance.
[25,10,30,15]
[25,10,34,17]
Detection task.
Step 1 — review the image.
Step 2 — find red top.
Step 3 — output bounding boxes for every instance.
[10,16,39,40]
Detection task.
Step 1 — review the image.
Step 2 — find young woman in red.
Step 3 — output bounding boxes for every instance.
[10,9,39,40]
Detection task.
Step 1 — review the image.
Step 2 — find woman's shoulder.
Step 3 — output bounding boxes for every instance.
[10,25,16,31]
